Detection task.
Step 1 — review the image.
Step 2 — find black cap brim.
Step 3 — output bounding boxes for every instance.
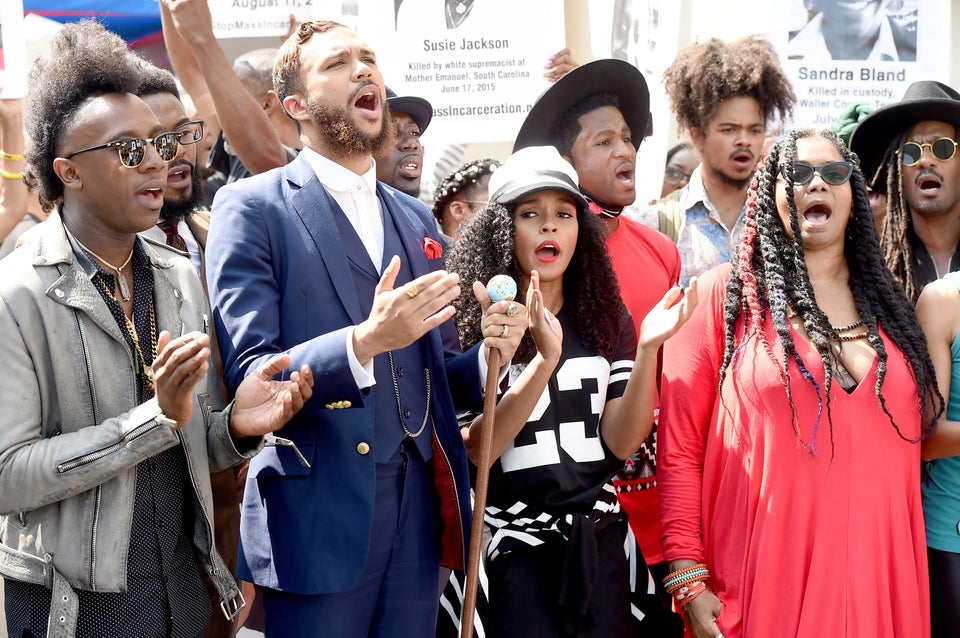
[387,96,433,134]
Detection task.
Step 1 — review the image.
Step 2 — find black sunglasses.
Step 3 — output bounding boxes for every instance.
[898,137,959,166]
[780,161,854,186]
[66,131,181,168]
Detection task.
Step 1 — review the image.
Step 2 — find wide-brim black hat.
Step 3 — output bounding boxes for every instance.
[386,87,433,134]
[513,59,650,153]
[849,81,960,185]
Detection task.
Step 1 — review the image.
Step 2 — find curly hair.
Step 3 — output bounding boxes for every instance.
[22,20,141,211]
[447,198,625,364]
[719,129,942,456]
[663,35,796,133]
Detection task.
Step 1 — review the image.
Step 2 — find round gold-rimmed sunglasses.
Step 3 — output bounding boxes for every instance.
[898,137,959,166]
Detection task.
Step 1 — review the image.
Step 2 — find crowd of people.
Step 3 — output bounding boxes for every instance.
[0,5,959,638]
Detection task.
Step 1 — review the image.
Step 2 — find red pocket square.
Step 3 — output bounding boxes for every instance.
[423,237,443,259]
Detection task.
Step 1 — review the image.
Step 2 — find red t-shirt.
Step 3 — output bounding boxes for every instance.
[605,215,681,565]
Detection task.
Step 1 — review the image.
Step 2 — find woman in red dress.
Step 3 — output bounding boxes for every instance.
[658,130,942,638]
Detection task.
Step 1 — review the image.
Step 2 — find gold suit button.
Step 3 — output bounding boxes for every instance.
[356,442,370,455]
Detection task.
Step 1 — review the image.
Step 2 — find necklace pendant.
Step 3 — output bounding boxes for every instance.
[456,1,466,14]
[117,273,131,301]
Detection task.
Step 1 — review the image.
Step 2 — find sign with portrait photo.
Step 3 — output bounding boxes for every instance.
[358,0,565,144]
[775,0,948,128]
[586,0,683,207]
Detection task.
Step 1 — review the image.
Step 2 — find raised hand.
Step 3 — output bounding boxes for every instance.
[162,0,216,46]
[544,47,580,83]
[153,330,211,427]
[230,354,314,438]
[352,255,461,364]
[473,280,527,363]
[526,270,562,363]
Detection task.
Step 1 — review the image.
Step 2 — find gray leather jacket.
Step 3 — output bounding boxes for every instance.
[0,212,257,637]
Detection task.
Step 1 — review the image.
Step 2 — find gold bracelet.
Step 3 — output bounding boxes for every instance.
[0,150,24,161]
[0,169,23,180]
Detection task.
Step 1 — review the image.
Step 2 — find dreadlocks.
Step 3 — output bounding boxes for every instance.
[720,129,942,456]
[447,199,623,364]
[876,128,940,303]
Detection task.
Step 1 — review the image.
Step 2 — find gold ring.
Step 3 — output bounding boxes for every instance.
[405,283,420,299]
[500,324,509,338]
[506,302,518,317]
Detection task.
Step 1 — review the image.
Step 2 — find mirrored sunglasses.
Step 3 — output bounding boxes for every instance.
[66,131,181,168]
[899,137,959,166]
[780,161,854,187]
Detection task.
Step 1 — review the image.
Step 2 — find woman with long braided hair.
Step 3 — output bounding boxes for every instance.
[658,130,941,638]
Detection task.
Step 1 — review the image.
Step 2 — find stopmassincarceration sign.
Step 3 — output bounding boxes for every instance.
[775,0,947,128]
[208,0,330,38]
[359,0,565,145]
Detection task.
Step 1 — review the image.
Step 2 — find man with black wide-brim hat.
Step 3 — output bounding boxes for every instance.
[512,58,684,637]
[850,80,960,303]
[852,80,960,638]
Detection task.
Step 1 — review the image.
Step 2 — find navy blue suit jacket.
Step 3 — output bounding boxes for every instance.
[206,153,481,594]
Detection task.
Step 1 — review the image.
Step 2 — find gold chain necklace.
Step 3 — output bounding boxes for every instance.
[75,238,135,301]
[125,300,158,396]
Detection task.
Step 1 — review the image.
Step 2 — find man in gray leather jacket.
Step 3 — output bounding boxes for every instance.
[0,21,313,638]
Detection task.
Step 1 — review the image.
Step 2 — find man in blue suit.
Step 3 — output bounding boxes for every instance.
[205,20,525,638]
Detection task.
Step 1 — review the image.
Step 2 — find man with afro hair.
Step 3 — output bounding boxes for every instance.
[628,35,796,286]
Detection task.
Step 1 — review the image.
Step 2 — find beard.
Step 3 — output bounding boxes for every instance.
[159,160,203,223]
[706,155,753,190]
[305,88,394,159]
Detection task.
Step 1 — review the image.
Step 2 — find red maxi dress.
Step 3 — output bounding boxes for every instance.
[658,266,929,638]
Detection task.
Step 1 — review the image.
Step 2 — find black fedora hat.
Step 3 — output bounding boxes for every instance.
[849,81,960,185]
[385,87,433,134]
[513,59,650,153]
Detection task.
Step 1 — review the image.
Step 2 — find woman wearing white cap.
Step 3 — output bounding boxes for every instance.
[446,145,695,636]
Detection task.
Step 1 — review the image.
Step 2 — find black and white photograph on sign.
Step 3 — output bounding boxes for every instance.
[775,0,944,129]
[587,0,683,212]
[785,0,918,62]
[393,0,479,30]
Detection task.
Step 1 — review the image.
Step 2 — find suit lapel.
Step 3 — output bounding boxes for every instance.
[378,187,448,359]
[378,185,429,278]
[286,156,364,324]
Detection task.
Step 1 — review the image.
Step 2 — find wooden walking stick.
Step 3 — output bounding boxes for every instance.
[460,275,516,638]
